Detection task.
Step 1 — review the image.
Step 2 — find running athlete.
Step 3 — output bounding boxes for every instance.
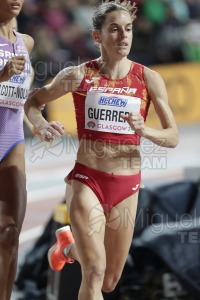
[25,1,179,299]
[0,1,34,299]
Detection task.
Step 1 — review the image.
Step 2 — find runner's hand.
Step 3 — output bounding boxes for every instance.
[121,112,146,137]
[34,121,65,141]
[0,56,26,81]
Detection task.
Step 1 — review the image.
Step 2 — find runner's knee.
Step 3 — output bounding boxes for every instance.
[0,224,19,250]
[102,273,121,293]
[82,263,106,287]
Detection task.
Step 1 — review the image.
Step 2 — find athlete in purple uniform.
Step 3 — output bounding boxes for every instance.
[0,1,34,299]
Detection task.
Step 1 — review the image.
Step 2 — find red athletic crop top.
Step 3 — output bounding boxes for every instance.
[72,60,151,145]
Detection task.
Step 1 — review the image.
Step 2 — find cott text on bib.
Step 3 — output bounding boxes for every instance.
[0,75,31,110]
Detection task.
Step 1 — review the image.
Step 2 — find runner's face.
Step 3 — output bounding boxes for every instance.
[0,0,24,20]
[97,10,133,59]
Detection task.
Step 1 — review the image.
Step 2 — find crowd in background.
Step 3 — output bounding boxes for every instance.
[17,0,200,85]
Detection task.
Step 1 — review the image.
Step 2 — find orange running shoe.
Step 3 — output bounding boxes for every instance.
[48,225,74,272]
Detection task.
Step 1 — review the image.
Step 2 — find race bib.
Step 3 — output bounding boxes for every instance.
[0,74,31,110]
[85,92,141,134]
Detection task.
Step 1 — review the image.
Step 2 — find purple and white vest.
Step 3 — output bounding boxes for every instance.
[0,31,32,161]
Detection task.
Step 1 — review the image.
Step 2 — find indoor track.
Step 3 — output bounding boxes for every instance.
[12,123,200,299]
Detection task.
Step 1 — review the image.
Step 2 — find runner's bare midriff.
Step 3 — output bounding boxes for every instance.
[77,139,141,175]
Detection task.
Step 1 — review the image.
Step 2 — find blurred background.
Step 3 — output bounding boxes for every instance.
[12,0,200,299]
